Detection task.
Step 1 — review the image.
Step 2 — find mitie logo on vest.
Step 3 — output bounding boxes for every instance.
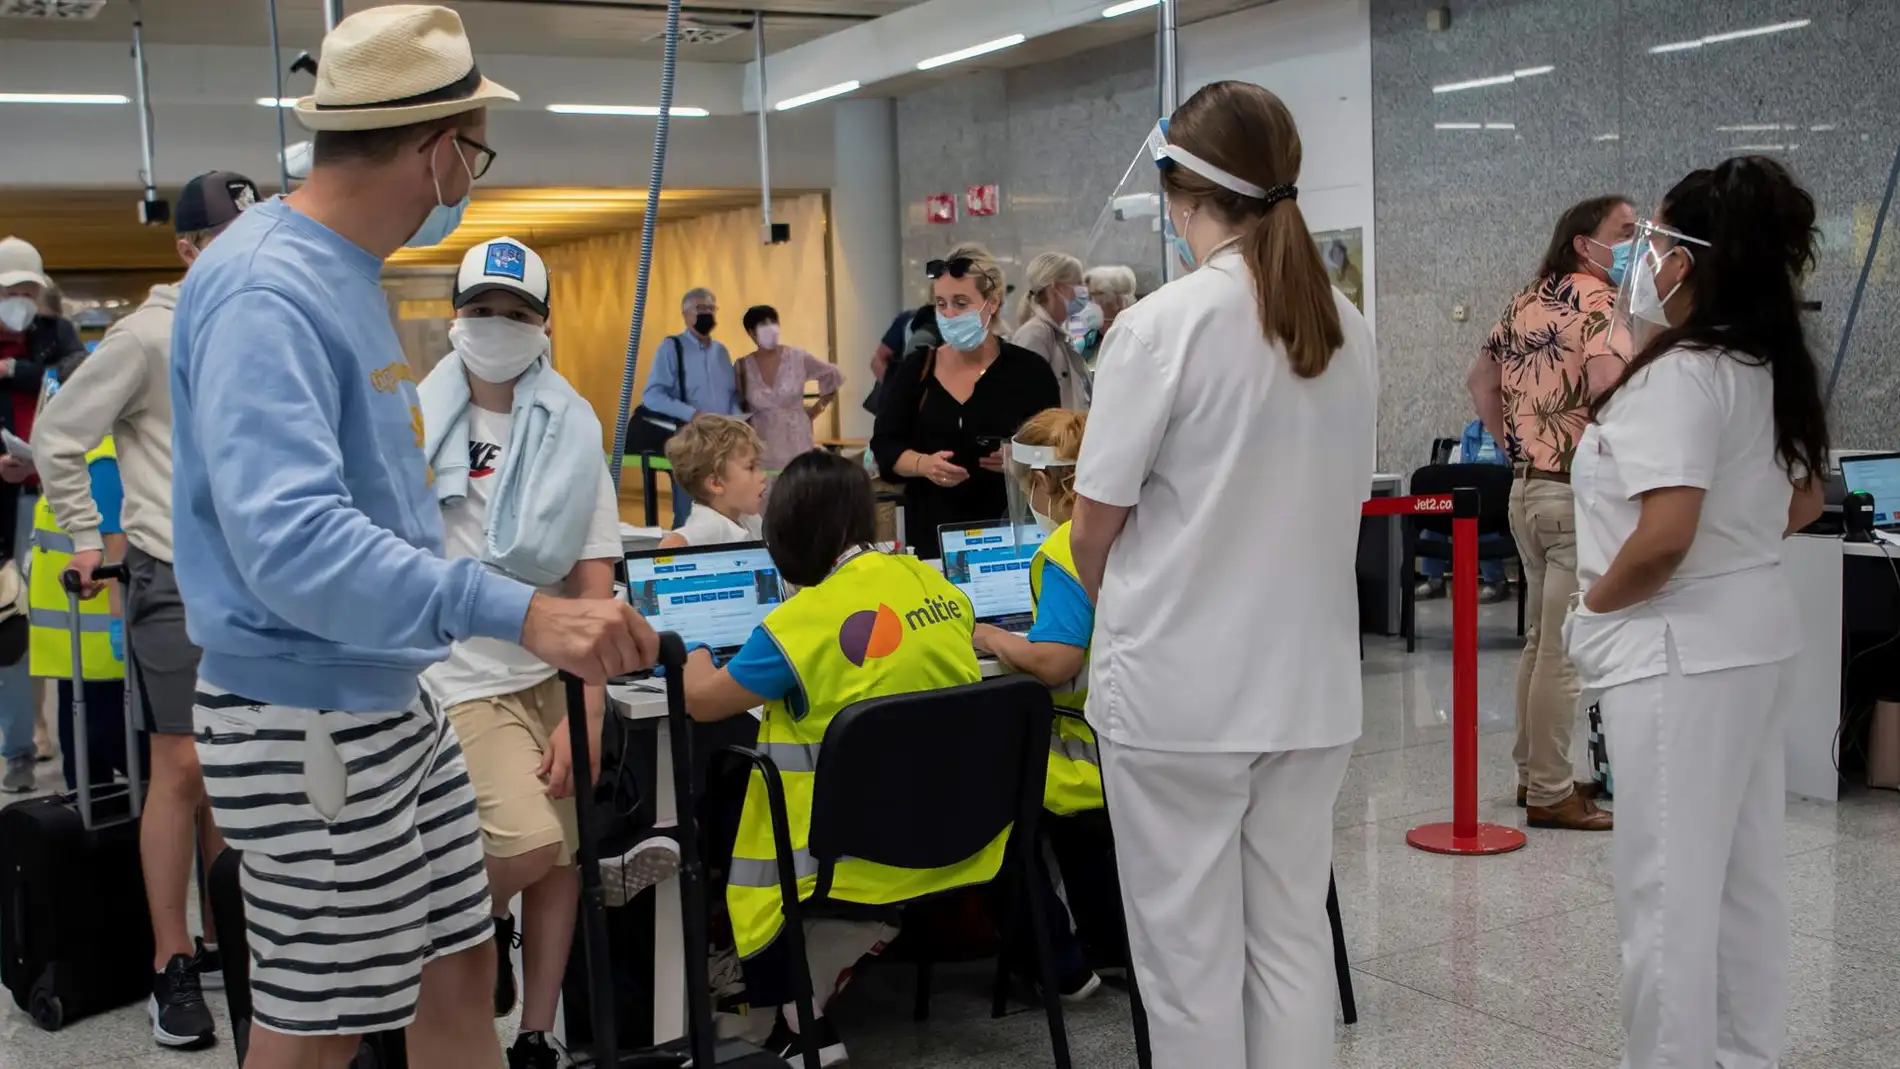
[837,595,964,667]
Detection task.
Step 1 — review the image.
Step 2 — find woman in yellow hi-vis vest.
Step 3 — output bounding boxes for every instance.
[25,432,131,792]
[974,408,1129,1000]
[680,451,994,1065]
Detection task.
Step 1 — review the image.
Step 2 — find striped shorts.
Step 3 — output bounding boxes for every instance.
[194,685,493,1036]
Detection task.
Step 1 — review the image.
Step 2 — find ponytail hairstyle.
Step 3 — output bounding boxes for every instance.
[1160,80,1343,378]
[1017,251,1084,325]
[1012,408,1088,524]
[1593,156,1830,482]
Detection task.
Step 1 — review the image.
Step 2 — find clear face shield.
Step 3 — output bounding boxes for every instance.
[1082,120,1172,303]
[1004,439,1075,555]
[1606,218,1712,355]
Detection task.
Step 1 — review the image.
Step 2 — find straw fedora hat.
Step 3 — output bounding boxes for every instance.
[294,5,517,133]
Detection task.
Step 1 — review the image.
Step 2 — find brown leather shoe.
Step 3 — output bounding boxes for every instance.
[1517,781,1601,807]
[1526,789,1613,831]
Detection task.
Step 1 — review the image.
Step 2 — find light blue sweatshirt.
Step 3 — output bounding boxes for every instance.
[170,198,535,712]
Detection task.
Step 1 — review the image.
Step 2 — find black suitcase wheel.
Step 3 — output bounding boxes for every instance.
[29,978,63,1031]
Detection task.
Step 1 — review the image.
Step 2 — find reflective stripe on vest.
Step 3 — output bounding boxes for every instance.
[726,552,1007,960]
[27,435,122,682]
[1030,522,1104,815]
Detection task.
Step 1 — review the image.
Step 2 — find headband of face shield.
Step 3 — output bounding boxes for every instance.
[1006,439,1077,538]
[1616,218,1712,331]
[1149,119,1297,271]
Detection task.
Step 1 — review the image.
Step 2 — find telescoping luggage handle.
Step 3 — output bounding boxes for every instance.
[562,631,720,1069]
[61,563,142,831]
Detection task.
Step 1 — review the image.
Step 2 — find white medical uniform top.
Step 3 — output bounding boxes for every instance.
[1074,247,1378,753]
[1566,347,1802,691]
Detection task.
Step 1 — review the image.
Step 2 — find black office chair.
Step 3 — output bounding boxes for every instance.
[725,677,1075,1069]
[1428,436,1459,466]
[1402,463,1526,651]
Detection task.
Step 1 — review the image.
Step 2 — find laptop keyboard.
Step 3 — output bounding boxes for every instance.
[989,613,1035,634]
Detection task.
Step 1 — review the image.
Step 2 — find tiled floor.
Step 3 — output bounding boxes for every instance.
[8,597,1900,1068]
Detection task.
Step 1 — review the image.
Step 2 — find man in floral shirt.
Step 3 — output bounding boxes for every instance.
[1467,194,1634,832]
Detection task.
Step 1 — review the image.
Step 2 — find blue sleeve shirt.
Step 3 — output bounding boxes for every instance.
[724,625,807,718]
[642,332,743,422]
[88,457,123,536]
[1027,565,1094,648]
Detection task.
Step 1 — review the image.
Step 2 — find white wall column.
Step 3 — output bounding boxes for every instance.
[827,97,900,440]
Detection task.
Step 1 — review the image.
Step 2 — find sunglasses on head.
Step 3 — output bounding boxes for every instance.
[925,257,976,280]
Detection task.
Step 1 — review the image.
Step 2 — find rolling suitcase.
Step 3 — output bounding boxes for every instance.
[562,633,790,1068]
[208,848,407,1069]
[0,562,154,1030]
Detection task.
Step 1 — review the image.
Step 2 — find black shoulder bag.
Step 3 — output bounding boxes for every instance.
[626,336,690,456]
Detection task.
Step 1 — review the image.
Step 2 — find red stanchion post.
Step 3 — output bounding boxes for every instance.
[1404,485,1526,856]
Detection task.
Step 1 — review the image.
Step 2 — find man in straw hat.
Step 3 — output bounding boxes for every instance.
[168,7,658,1067]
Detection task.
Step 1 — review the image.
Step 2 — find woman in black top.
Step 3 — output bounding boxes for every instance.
[872,244,1061,559]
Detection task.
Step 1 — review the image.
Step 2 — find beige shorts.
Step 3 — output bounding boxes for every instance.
[445,675,579,866]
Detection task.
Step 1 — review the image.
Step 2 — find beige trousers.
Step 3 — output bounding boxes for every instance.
[1507,477,1582,806]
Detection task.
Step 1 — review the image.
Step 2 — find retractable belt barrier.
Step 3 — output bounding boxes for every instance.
[1362,489,1527,856]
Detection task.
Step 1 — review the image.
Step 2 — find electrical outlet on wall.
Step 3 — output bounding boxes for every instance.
[1452,303,1469,323]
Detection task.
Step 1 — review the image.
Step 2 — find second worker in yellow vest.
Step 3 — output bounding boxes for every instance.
[681,451,997,1065]
[974,408,1130,991]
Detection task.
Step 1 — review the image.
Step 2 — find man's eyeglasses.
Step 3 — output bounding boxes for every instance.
[449,133,497,180]
[925,257,976,280]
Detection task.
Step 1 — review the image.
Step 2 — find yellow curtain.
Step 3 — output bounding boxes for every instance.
[542,194,833,450]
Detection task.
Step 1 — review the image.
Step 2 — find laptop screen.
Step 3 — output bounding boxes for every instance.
[1841,454,1900,528]
[938,523,1046,621]
[623,543,784,653]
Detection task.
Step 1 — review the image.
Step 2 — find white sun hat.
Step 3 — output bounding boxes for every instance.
[294,5,518,133]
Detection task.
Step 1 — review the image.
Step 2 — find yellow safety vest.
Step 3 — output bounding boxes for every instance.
[1029,523,1103,815]
[28,436,123,682]
[728,551,1002,961]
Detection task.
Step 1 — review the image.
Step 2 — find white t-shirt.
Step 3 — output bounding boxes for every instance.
[1566,347,1803,690]
[423,405,625,709]
[673,506,763,546]
[1074,248,1378,752]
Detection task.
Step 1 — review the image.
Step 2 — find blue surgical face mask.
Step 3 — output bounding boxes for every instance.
[1065,293,1089,318]
[405,135,475,249]
[1588,237,1633,287]
[936,308,990,352]
[1165,206,1197,271]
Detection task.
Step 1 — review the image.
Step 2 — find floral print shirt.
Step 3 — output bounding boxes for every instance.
[1482,271,1625,473]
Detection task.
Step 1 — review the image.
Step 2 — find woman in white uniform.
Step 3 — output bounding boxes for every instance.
[1068,81,1378,1068]
[1564,156,1830,1069]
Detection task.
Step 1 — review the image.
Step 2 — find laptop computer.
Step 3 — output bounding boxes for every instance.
[623,542,785,656]
[1840,452,1900,531]
[937,522,1047,634]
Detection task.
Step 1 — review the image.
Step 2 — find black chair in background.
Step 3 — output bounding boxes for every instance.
[1402,463,1526,651]
[725,677,1078,1069]
[1428,436,1459,466]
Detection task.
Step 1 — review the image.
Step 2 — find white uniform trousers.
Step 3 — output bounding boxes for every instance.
[1100,738,1353,1069]
[1599,643,1793,1069]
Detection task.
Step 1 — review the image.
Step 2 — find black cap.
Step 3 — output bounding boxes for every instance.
[174,172,260,234]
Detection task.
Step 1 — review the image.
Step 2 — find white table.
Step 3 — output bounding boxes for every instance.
[1783,534,1900,801]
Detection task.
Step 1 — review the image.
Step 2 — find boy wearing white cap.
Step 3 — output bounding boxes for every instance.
[169,8,656,1069]
[418,238,668,1069]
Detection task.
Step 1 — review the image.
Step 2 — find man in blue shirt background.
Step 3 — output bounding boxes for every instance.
[641,286,743,525]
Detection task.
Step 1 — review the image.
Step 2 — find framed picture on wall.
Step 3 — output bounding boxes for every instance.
[1312,227,1364,312]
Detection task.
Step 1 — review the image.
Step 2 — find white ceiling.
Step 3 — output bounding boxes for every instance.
[0,0,924,62]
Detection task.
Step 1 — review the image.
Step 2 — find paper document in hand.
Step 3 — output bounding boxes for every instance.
[2,430,31,463]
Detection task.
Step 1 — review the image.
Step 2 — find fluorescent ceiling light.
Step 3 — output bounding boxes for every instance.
[0,92,128,105]
[1729,143,1796,152]
[1593,132,1620,141]
[1650,18,1810,53]
[774,80,859,111]
[546,103,709,117]
[917,33,1026,71]
[257,96,297,108]
[1715,122,1796,131]
[1810,123,1838,131]
[1432,65,1554,94]
[1484,121,1516,130]
[1102,0,1159,16]
[1434,122,1484,130]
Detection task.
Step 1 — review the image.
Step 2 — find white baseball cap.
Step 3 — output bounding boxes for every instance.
[0,237,49,290]
[454,237,548,317]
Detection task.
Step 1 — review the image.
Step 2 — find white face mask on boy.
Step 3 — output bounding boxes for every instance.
[449,316,549,384]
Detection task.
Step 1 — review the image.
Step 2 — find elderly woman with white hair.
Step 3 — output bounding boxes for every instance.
[641,285,744,524]
[1011,251,1093,410]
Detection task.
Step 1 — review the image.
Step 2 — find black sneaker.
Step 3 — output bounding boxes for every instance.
[189,937,224,992]
[763,1013,849,1067]
[494,914,520,1018]
[508,1030,561,1069]
[150,953,216,1050]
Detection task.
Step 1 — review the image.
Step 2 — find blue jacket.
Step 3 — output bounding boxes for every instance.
[169,197,533,712]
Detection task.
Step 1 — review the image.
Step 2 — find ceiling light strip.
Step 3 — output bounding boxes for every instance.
[0,92,128,105]
[1650,18,1810,54]
[1102,0,1160,17]
[774,80,860,111]
[547,103,710,117]
[917,33,1026,71]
